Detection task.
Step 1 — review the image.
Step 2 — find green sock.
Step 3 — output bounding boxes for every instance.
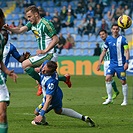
[112,80,119,93]
[25,67,40,84]
[58,76,66,82]
[0,123,8,133]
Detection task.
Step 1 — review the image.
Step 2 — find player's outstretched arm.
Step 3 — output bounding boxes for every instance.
[0,61,18,82]
[4,24,28,34]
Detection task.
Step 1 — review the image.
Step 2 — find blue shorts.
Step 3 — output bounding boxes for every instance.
[106,65,126,80]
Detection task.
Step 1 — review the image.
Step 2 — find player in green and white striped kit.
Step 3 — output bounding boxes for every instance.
[0,8,18,133]
[4,5,71,92]
[99,29,119,100]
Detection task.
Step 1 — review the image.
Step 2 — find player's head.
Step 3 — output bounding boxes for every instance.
[42,61,57,75]
[25,5,40,24]
[1,29,8,45]
[99,29,108,41]
[111,23,120,37]
[0,8,5,30]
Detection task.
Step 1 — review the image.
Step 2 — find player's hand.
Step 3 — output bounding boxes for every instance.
[3,24,10,30]
[97,64,101,71]
[23,51,31,59]
[34,115,43,123]
[8,70,18,83]
[124,63,128,70]
[36,49,46,55]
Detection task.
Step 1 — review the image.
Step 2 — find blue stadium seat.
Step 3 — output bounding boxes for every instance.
[89,43,96,49]
[82,35,89,42]
[96,35,102,42]
[67,49,74,56]
[75,35,82,42]
[74,49,82,56]
[82,49,89,56]
[125,28,132,35]
[81,42,89,49]
[88,49,94,56]
[60,49,68,56]
[88,35,96,42]
[75,42,82,49]
[61,28,67,34]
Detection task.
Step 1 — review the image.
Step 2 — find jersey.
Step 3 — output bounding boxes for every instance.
[2,42,21,80]
[40,61,63,111]
[104,35,128,66]
[100,41,110,61]
[0,33,10,102]
[26,18,57,54]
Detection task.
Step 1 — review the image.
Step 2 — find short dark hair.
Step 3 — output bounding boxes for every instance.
[99,29,107,34]
[47,61,57,74]
[111,23,119,28]
[0,8,5,18]
[25,5,39,14]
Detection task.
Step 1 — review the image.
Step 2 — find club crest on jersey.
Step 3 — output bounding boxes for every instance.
[120,72,126,77]
[33,30,40,39]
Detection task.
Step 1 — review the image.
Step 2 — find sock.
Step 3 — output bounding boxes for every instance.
[58,76,66,82]
[25,67,41,84]
[0,123,8,133]
[111,80,119,93]
[61,108,82,120]
[106,82,112,100]
[122,84,128,103]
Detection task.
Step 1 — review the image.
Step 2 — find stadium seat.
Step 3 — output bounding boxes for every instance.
[81,42,89,49]
[60,49,68,56]
[82,49,89,56]
[88,49,94,56]
[74,49,82,56]
[88,35,96,42]
[75,42,82,49]
[67,49,74,56]
[82,35,89,42]
[96,35,102,42]
[125,28,132,35]
[75,35,82,42]
[61,28,67,34]
[89,43,97,49]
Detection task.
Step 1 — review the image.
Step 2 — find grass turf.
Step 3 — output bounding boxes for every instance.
[6,74,133,133]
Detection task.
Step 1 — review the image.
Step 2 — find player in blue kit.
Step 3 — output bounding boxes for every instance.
[1,29,30,81]
[31,61,95,127]
[97,24,129,106]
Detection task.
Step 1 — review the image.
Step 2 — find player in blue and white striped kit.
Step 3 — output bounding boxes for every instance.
[31,60,95,127]
[1,29,30,82]
[97,24,129,106]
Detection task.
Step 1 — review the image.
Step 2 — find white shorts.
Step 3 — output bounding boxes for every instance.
[29,53,54,68]
[0,84,9,102]
[104,61,110,76]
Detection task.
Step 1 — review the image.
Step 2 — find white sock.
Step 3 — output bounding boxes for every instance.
[61,108,82,120]
[106,81,112,100]
[122,84,128,103]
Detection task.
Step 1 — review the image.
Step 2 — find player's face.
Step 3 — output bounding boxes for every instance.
[41,64,52,75]
[99,31,107,41]
[111,26,119,36]
[26,11,37,24]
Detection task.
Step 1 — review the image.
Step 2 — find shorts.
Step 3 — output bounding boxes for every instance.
[106,65,126,80]
[0,84,9,102]
[104,61,110,76]
[29,53,54,68]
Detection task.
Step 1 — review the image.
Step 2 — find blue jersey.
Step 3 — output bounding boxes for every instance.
[40,61,63,109]
[3,42,21,67]
[2,42,21,80]
[104,35,128,66]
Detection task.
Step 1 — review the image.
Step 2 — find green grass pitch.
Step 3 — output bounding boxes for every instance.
[6,74,133,133]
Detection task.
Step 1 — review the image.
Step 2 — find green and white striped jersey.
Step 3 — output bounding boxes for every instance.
[26,18,57,53]
[100,41,110,61]
[0,33,6,84]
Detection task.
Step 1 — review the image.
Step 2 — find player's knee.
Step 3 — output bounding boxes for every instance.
[0,111,6,122]
[54,109,62,115]
[22,60,30,69]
